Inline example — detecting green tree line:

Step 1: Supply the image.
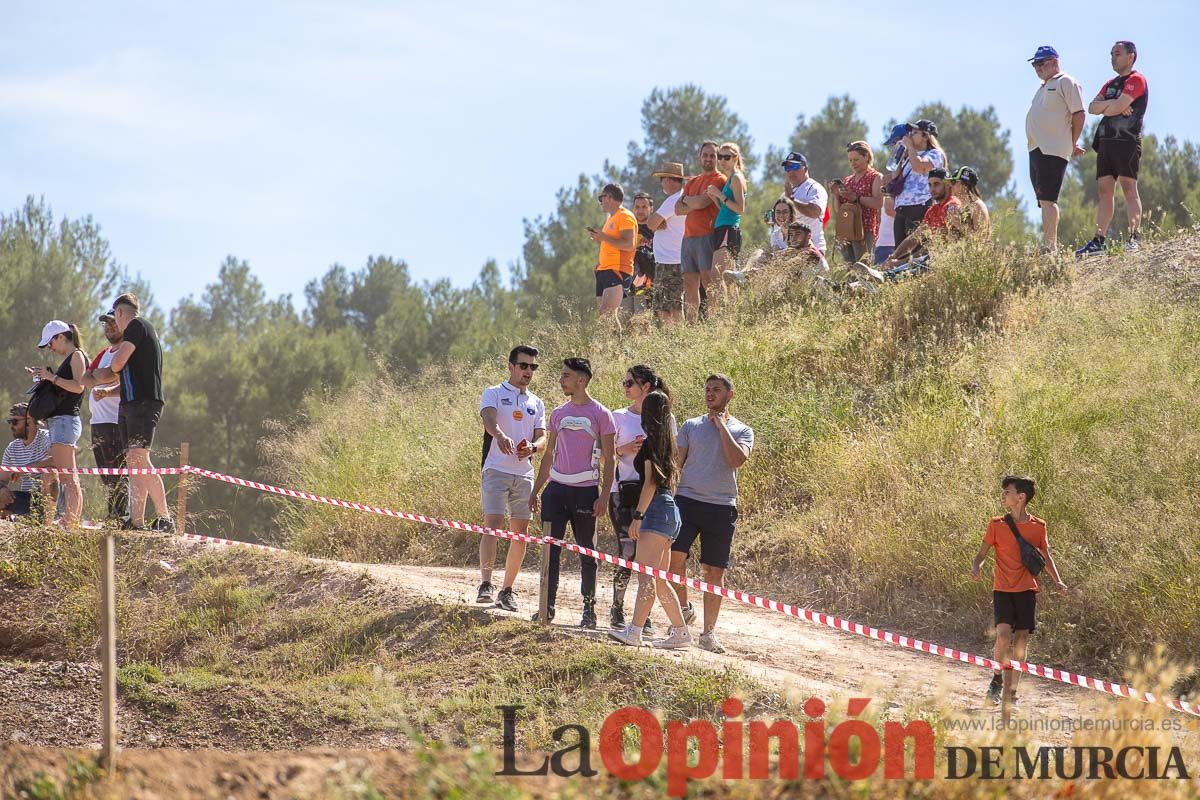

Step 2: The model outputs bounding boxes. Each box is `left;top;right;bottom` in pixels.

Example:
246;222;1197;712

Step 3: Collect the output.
3;86;1196;535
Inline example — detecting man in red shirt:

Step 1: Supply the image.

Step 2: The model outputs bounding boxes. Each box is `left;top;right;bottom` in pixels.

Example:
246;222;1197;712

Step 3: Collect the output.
881;168;962;269
1077;41;1149;257
674;141;726;323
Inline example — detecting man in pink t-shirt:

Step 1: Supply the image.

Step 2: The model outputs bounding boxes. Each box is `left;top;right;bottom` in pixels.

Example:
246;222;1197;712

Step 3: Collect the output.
530;357;616;628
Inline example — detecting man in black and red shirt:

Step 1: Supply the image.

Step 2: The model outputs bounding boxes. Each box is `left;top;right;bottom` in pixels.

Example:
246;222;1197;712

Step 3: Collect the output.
1077;41;1148;257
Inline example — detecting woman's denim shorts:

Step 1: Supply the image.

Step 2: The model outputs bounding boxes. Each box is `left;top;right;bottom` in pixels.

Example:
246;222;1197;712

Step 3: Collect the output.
48;414;82;447
640;491;681;542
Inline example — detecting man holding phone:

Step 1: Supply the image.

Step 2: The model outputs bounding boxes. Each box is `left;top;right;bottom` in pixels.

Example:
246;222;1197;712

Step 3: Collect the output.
478;345;547;612
589;183;637;332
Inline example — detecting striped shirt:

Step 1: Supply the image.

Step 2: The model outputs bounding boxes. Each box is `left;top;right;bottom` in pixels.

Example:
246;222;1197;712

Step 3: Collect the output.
3;430;51;493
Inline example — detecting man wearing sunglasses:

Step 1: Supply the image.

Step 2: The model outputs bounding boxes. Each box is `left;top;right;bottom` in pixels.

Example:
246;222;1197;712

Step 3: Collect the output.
589;183;637;332
0;403;52;518
477;345;547;611
781;152;828;255
1025;45;1085;254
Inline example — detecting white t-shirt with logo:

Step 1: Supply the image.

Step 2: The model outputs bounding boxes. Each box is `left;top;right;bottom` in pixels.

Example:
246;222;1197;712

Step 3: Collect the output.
479;382;546;477
89;347;121;426
790;179;828;253
652;190;686;264
610;407;679;491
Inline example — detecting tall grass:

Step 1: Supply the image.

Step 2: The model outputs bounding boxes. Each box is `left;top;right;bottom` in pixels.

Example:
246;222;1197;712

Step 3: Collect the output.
265;234;1198;677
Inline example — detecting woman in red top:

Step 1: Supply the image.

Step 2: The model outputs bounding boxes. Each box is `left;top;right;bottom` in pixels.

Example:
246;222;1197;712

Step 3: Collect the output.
832;141;884;264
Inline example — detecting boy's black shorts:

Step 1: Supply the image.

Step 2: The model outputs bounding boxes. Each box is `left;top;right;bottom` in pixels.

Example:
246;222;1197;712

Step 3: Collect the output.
993;590;1037;633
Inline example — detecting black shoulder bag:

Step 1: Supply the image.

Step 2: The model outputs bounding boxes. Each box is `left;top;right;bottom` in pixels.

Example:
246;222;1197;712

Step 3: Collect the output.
26;380;64;422
1003;514;1045;577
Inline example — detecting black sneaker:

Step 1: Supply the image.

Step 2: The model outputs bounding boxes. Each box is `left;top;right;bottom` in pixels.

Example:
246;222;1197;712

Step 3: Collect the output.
530;607;555;623
642;618;654;637
609;604;625;629
476;581;495;604
986;672;1004;705
120;518;148;531
150;517;176;533
580;598;597;630
495;587;518;612
1074;236;1105;259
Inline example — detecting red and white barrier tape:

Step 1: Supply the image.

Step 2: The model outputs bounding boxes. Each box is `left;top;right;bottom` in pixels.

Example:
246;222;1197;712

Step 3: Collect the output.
13;462;1199;719
2;466;182;476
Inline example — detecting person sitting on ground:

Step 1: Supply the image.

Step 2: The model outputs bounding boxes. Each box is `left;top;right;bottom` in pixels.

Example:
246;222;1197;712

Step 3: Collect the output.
768;197;798;253
881;168;962;270
785;221;829;272
0;403;52;519
970;475;1067;706
947;166;991;236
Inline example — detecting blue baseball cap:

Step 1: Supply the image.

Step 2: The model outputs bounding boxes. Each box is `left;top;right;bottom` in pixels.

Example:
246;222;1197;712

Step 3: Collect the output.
884;123;911;147
1028;45;1059;62
781;151;807;168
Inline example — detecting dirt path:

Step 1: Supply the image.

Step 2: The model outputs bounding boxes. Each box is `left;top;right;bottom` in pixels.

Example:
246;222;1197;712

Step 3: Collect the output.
351;561;1200;752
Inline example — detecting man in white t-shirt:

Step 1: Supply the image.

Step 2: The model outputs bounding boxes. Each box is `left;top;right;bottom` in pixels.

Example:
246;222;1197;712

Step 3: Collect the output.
478;344;547;612
645;163;688;326
781;152;828;254
88;313;127;522
1025;45;1085;252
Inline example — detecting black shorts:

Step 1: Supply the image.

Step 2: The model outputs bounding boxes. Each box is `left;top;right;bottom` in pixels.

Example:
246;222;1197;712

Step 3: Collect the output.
1095;139;1141;181
671;495;738;569
993;590;1037;633
1029;148;1068;203
595;269;627;297
711;226;742;257
118;400;164;450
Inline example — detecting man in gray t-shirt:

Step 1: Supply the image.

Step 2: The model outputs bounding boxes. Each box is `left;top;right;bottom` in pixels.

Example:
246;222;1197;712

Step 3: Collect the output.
669;374;754;654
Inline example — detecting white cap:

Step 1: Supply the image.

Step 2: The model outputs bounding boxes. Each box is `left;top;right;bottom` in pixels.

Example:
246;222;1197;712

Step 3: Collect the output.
38;320;71;348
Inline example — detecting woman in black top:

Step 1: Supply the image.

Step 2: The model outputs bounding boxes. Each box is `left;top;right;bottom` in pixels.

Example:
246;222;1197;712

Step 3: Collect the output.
608;390;692;650
31;322;88;526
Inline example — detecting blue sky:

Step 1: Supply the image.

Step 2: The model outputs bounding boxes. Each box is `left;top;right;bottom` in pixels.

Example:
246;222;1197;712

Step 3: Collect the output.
1;0;1196;312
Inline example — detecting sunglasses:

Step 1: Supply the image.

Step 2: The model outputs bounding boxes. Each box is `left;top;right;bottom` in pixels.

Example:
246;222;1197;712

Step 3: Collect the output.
513;362;539;371
622;378;637;388
783;163;803;172
1032;59;1050;67
717;153;735;161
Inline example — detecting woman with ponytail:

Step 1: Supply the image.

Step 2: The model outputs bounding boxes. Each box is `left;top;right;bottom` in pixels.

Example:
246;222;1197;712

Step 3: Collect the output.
607;364;676;631
608;388;692;650
31;321;88;526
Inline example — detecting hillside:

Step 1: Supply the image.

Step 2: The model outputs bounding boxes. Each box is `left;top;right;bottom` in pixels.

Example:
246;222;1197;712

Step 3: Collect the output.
266;232;1200;678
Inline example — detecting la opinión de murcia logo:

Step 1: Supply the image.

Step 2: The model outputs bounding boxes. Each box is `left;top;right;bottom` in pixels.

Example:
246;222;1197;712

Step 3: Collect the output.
496;698;1191;796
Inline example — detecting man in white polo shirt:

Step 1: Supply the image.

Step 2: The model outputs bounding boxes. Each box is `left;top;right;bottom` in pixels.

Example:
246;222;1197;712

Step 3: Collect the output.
1025;45;1085;253
478;344;547;612
781;152;829;254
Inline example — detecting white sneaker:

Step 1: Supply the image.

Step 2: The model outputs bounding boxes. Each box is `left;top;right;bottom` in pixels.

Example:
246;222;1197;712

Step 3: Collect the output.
1124;238;1141;253
651;625;693;650
607;624;642;647
681;603;696;625
698;631;726;654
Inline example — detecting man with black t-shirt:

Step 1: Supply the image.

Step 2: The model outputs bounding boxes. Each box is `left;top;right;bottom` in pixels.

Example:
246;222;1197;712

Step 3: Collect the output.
1077;41;1149;257
83;293;172;531
629;192;656;313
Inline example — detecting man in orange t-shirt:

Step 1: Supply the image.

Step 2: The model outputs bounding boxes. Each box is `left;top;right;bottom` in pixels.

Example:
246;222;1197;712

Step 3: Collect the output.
674;141;726;322
971;475;1067;707
589;182;637;331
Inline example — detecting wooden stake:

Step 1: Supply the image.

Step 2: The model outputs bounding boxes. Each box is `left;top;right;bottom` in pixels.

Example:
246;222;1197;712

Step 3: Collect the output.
99;533;117;771
537;544;551;626
177;442;189;534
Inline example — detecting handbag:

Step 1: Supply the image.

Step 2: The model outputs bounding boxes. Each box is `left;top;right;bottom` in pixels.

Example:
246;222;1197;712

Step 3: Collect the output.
886;163;908;198
618;480;642;509
26;379;64;422
1003;514;1046;577
836;200;864;243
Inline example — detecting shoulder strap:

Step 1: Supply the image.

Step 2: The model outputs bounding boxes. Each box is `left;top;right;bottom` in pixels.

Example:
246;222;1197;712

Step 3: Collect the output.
1003;513;1030;546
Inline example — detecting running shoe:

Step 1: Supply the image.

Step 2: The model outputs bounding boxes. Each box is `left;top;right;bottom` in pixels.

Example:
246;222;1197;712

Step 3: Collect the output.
609;604;625;629
530;607;555;623
608;624;643;647
986;672;1004;705
495;587;518;612
150;516;176;533
642;618;654;637
1074;236;1105;258
475;581;495;604
1124;237;1141;253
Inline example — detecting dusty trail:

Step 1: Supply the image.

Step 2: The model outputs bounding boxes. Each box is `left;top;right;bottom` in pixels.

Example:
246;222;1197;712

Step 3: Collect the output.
352;560;1199;751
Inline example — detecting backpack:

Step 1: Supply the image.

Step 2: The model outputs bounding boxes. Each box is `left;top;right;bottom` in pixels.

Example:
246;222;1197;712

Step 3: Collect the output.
836;200;864;243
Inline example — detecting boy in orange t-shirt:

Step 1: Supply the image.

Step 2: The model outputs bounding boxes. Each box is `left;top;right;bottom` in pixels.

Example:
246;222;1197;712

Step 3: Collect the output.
970;475;1067;706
